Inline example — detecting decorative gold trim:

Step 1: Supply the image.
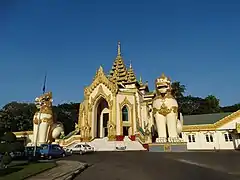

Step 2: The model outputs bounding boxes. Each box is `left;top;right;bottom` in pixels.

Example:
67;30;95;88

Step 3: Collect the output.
84;66;118;99
153;103;178;117
183;110;240;132
134;94;140;128
214;110;240;128
14;131;33;136
119;97;134;135
183;124;215;132
119;91;135;95
90;85;113;110
59;135;82;146
78;103;84;127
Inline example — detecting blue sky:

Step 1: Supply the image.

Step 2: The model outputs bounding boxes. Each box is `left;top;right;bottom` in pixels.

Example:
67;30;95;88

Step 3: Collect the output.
0;0;240;107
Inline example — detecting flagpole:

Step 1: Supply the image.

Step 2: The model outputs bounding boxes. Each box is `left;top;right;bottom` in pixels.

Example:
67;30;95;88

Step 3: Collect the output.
33;73;47;157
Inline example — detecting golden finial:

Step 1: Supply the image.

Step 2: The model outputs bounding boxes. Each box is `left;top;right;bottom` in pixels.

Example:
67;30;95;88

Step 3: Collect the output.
160;73;166;79
117;41;121;56
139;76;142;83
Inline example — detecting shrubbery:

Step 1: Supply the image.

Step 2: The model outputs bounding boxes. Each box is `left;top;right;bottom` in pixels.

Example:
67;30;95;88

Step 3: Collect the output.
0;131;24;168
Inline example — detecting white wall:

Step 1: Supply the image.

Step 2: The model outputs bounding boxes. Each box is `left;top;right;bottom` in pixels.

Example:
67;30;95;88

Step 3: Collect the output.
182;130;236;150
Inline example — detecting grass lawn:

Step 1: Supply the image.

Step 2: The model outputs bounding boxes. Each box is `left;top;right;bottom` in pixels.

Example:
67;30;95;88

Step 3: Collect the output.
0;162;57;180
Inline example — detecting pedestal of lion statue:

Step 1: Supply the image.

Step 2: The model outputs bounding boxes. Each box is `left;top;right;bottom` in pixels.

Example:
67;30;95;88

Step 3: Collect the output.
148;142;187;152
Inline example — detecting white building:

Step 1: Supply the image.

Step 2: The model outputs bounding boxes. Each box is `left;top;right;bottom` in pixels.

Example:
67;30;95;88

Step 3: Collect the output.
182;111;240;150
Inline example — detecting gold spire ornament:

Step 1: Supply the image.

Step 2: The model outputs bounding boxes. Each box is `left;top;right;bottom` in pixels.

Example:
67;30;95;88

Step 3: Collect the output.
117;41;121;56
108;41;128;84
126;60;137;83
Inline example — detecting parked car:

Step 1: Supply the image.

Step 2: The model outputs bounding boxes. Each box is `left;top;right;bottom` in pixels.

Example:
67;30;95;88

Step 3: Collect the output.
83;144;95;153
39;144;66;159
65;143;94;155
25;146;42;160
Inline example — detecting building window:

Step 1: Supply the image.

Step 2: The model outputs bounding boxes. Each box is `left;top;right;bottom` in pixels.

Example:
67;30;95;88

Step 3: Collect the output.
122;106;128;121
224;133;233;142
188;134;195;143
206;134;214;142
179;133;182;138
192;135;195;142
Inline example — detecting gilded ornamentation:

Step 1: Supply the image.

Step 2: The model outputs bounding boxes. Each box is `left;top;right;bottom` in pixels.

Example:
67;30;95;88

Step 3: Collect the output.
81;122;92;141
81;84;117;140
84;66;118;98
88;102;93;112
164;144;171;152
119;97;134;135
33;92;54;125
90;85;113;110
33;92;64;144
236;123;240;133
14;131;33;136
78;103;84;126
135;94;140;126
107;121;116;141
153;104;177;117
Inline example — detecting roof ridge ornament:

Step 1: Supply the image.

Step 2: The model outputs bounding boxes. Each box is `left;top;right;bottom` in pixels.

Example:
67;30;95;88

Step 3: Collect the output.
117;41;121;56
129;60;132;69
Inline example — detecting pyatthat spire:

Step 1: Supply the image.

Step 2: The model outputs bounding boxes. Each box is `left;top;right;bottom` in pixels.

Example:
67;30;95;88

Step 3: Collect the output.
117;41;121;56
126;60;137;83
109;41;128;84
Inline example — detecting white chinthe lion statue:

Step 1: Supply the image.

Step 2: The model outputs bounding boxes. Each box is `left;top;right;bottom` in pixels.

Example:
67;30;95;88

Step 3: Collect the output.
152;73;183;143
32;92;64;145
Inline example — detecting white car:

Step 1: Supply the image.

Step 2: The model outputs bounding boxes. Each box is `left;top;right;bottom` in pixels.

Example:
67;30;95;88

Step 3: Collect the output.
66;143;94;155
83;144;95;153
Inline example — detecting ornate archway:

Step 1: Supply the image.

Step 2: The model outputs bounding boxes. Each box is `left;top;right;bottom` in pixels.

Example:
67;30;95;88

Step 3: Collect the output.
88;85;116;140
95;97;109;138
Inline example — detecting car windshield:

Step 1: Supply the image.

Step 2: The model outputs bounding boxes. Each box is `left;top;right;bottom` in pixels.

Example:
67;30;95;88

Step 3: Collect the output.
83;144;91;147
41;144;48;149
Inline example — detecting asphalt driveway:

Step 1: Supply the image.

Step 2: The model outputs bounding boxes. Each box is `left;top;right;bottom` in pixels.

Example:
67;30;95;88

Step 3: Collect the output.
65;151;240;180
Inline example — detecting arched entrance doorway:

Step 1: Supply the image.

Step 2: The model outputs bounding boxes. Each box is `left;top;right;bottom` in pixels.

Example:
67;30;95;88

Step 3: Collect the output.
94;97;109;138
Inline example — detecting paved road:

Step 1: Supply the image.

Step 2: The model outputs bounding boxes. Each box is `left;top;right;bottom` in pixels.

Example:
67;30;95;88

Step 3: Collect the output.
66;151;240;180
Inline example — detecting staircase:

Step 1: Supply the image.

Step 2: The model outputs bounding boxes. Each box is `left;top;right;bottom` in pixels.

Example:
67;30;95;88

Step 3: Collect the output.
88;136;146;151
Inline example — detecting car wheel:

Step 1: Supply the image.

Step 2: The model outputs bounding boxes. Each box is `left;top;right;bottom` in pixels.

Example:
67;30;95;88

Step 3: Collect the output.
79;151;83;155
62;153;66;157
48;155;52;160
70;150;73;154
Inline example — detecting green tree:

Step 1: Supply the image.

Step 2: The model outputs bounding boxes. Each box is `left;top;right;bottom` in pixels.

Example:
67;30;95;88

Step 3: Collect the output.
171;81;186;99
54;103;79;135
0;102;36;132
221;103;240;112
205;95;221;113
0;131;24;168
178;96;201;115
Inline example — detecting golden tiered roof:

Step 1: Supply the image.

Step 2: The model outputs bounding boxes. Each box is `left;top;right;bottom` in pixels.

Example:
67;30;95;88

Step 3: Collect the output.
108;41;128;84
126;62;137;83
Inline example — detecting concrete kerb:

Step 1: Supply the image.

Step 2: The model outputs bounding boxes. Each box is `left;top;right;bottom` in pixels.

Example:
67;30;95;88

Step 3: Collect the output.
61;163;89;180
25;160;58;179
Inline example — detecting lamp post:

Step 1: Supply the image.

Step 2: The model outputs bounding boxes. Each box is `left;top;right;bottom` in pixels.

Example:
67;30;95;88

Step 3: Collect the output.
33;104;43;157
